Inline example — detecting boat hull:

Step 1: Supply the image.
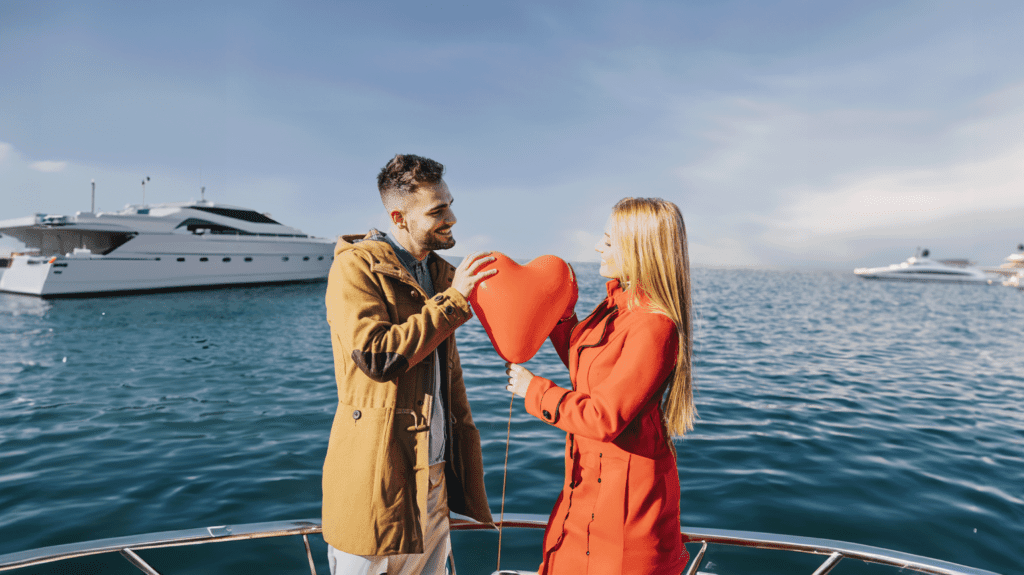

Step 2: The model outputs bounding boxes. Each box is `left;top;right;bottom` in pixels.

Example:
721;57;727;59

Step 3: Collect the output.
854;272;992;284
0;237;334;297
853;255;993;284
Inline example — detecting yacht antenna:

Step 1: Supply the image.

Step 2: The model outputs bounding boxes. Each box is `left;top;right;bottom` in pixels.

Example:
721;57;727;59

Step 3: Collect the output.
201;186;206;202
91;179;95;213
141;176;150;205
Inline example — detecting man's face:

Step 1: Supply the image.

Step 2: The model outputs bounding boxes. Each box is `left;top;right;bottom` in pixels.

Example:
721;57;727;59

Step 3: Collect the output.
396;180;457;254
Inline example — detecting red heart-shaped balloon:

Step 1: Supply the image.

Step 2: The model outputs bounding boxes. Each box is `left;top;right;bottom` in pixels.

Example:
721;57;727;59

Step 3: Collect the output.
469;253;578;363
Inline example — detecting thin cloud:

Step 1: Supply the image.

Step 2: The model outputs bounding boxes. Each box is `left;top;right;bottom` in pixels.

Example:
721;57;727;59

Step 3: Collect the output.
770;145;1024;240
29;160;68;173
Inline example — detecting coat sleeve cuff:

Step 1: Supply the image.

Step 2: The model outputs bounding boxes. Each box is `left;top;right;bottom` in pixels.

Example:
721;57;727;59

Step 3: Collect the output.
429;287;472;325
525;376;569;425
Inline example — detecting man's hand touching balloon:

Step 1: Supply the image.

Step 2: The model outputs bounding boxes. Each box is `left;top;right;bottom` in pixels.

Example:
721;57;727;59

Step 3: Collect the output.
453;252;497;299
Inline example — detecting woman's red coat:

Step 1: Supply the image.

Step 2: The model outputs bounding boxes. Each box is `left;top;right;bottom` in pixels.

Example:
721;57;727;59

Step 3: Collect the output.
525;280;688;575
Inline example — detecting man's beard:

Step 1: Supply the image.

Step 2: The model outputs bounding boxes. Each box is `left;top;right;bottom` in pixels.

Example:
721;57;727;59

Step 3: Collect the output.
421;228;455;251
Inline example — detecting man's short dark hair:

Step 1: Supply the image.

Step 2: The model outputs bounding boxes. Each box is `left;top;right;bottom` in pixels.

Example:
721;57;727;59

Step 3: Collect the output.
377;154;445;208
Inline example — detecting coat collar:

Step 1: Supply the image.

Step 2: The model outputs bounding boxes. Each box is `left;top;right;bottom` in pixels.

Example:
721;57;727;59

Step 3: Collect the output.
335;229;455;292
606;279;652;310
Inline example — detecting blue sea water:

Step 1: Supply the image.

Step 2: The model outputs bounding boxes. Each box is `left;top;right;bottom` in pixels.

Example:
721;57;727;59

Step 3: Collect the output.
0;264;1021;574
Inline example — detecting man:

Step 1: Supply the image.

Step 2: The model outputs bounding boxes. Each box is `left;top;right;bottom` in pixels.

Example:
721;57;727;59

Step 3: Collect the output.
323;154;496;575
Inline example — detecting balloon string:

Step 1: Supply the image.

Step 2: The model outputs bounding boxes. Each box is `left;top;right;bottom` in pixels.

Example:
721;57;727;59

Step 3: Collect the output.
497;392;514;572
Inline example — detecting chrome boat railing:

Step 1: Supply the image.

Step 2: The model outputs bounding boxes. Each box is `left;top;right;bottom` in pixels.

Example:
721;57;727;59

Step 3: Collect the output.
0;514;1001;575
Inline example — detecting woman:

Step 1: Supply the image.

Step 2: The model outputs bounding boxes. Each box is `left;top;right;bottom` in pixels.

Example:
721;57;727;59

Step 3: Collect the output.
505;197;695;575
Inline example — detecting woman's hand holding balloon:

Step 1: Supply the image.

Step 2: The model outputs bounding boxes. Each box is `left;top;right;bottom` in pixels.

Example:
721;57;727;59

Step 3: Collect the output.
504;362;534;398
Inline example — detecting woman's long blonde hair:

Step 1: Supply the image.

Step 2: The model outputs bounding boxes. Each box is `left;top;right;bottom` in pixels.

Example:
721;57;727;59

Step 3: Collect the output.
610;197;695;437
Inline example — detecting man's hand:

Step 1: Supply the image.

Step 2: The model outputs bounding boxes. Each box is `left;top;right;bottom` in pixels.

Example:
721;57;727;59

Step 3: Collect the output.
453;251;497;298
505;362;534;398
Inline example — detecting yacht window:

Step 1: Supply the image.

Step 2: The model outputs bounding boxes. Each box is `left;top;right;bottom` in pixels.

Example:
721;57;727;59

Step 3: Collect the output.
318;256;324;261
282;256;289;262
907;269;967;275
244;257;253;262
200;257;209;262
303;256;310;261
176;218;251;235
177;257;185;262
223;257;231;262
155;257;161;261
192;206;281;224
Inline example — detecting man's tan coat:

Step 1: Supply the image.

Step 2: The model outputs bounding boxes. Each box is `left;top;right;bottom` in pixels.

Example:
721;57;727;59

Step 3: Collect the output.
322;231;493;556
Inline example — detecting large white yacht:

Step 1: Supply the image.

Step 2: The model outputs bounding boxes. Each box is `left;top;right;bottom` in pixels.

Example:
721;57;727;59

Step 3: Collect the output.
854;249;993;284
0;200;335;297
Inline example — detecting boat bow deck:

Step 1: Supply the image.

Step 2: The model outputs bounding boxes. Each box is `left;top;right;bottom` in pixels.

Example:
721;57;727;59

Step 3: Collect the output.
0;515;1002;575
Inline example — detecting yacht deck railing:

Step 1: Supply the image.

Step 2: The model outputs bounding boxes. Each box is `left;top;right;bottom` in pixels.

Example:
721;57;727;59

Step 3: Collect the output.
0;515;1001;575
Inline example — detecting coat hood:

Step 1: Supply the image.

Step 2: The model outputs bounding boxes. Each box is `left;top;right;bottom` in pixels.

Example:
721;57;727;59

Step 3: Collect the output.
334;229;447;271
335;229;388;257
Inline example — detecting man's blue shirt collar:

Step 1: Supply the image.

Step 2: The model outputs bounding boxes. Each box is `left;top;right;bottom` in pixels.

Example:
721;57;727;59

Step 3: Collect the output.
379;232;435;297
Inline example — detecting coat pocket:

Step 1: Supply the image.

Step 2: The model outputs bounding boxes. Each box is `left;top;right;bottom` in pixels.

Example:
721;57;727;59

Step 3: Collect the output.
322;402;392;552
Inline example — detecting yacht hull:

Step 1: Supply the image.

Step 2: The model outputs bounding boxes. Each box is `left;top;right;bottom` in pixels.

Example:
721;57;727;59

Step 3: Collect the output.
0;239;334;297
854;272;992;284
854;253;993;284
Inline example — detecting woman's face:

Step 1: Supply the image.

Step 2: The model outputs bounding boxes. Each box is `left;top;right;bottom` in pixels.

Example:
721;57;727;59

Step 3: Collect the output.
595;214;623;280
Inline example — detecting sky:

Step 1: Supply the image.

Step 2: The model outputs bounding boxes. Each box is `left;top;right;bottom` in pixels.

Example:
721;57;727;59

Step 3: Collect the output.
2;0;1024;269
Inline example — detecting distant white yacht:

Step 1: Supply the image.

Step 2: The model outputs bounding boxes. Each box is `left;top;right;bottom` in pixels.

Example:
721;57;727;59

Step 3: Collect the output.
0;200;334;297
854;249;993;284
982;243;1024;289
980;243;1024;277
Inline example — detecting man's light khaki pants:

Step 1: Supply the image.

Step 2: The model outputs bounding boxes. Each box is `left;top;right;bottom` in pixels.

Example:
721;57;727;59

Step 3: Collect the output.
328;462;451;575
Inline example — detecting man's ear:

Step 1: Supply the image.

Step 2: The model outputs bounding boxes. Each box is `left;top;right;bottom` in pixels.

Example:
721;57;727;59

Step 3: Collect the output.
390;210;405;229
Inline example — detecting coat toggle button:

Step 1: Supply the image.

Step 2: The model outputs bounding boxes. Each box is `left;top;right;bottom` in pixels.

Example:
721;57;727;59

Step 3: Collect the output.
352;410;362;420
